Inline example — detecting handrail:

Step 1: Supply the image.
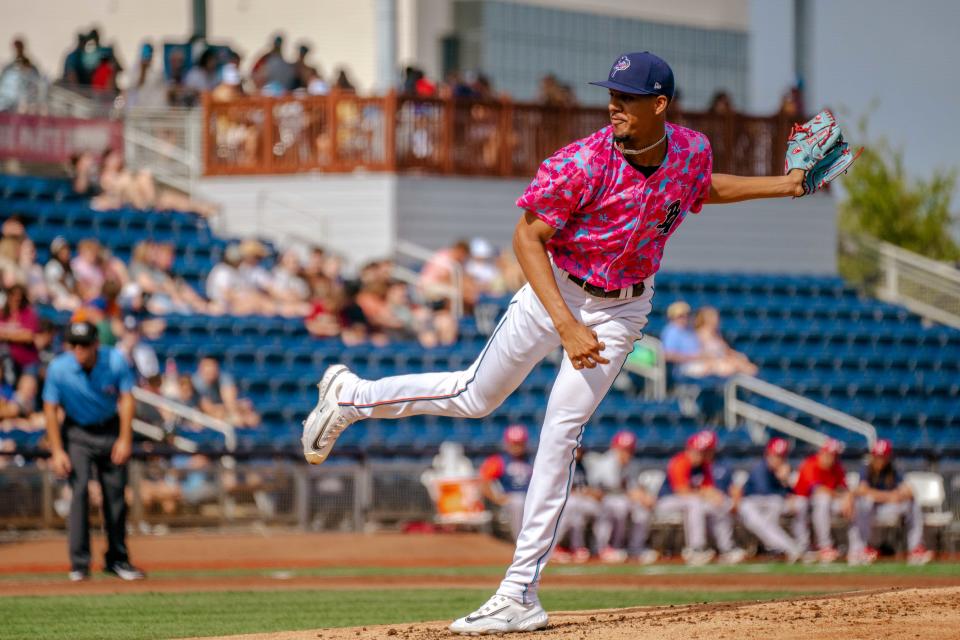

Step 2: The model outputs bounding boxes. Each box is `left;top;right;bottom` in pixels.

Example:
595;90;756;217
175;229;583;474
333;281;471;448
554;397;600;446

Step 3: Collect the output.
621;335;667;400
395;239;464;319
131;387;237;451
254;191;330;245
840;232;960;329
725;374;877;448
132;418;198;452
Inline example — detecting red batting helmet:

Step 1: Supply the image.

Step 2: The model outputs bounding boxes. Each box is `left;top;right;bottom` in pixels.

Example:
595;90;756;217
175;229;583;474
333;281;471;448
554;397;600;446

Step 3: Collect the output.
504;425;529;445
819;438;844;455
686;430;718;452
611;430;637;451
765;437;789;457
871;439;893;458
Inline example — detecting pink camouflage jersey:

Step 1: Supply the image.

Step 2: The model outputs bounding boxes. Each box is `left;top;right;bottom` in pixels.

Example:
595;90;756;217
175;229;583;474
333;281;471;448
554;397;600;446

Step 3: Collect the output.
517;122;713;290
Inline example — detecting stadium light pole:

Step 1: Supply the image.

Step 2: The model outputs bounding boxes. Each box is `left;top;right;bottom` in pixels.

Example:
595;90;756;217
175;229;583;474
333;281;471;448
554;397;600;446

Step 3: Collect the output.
375;0;398;92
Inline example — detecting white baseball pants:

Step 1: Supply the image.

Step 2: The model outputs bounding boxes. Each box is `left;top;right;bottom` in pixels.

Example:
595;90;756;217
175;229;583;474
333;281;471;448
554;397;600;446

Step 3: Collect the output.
655;493;737;552
556;492;601;550
849;497;925;554
792;491;849;550
593;494;654;555
738;495;803;555
337;266;654;603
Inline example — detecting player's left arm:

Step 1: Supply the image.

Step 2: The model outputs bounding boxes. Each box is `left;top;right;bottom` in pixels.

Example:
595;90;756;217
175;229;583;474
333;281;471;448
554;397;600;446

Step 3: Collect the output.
705;170;805;205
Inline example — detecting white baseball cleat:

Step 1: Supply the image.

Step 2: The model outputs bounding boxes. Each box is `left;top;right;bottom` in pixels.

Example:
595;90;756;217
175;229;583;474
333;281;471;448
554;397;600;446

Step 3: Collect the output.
449;594;549;635
682;547;716;567
301;364;356;465
718;547;748;565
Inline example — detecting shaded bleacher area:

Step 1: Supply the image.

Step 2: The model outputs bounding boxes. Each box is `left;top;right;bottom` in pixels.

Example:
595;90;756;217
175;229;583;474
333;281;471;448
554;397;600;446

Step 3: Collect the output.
2;173;959;458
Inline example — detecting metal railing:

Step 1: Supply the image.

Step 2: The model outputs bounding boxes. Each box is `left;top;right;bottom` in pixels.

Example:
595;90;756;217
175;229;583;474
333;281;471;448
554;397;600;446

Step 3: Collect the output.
839;232;960;329
131;387;237;451
395;239;464;319
124;107;203;196
724;374;877;448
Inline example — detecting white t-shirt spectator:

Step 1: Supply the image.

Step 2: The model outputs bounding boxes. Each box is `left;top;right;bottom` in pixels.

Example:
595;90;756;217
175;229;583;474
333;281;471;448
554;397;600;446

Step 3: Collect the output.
206;262;240;304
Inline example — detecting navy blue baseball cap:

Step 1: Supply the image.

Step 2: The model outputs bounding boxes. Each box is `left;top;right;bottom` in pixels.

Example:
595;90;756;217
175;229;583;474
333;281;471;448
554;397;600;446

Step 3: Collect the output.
590;52;675;100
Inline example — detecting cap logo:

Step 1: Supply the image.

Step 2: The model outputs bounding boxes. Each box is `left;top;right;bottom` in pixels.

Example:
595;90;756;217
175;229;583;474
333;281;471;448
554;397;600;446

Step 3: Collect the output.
611;55;631;77
653;81;662;90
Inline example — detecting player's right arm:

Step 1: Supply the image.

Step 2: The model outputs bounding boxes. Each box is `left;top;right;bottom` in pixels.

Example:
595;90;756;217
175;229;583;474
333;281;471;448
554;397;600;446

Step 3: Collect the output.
513;212;608;370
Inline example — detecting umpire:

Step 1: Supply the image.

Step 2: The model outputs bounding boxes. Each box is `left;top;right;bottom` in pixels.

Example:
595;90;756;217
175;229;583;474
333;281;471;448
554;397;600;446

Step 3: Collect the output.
44;320;145;582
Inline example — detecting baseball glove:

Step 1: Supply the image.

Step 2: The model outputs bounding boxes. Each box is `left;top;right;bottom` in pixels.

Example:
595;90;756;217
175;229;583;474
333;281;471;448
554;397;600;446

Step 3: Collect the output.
784;109;862;195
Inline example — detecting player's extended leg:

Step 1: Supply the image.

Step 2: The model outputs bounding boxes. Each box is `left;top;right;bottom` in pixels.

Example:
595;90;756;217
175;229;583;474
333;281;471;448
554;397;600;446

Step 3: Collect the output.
628;503;656;561
339;286;559;421
790;495;811;551
706;497;743;562
496;318;640;604
739;495;801;557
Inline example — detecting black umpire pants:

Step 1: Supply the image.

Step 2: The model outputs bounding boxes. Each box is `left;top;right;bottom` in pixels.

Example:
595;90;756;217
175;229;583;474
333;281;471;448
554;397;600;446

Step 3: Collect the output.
63;417;129;571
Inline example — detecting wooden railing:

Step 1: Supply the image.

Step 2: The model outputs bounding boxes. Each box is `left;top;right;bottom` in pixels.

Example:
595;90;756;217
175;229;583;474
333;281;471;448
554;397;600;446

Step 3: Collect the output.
202;92;796;178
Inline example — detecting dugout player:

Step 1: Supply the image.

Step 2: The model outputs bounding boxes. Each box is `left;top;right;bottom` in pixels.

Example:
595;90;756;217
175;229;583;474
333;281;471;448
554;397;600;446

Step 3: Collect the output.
553;445;600;564
43;321;145;582
656;430;745;565
591;430;658;564
478;425;534;541
301;51;847;634
848;439;933;566
792;438;852;563
732;437;804;562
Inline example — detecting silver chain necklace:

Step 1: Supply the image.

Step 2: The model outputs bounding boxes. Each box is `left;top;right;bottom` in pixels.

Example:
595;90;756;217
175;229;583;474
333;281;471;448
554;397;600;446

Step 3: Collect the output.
615;132;667;156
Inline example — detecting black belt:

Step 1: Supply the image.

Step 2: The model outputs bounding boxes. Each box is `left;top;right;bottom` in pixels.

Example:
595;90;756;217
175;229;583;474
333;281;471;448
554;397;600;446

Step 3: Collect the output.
568;273;645;299
64;414;120;434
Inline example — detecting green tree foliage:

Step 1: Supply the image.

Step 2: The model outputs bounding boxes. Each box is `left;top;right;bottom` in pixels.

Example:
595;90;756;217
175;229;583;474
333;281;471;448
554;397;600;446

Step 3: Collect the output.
839;139;959;261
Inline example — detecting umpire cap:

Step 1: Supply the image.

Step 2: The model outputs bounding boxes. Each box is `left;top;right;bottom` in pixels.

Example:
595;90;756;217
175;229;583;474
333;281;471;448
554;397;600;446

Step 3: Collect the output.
65;320;98;345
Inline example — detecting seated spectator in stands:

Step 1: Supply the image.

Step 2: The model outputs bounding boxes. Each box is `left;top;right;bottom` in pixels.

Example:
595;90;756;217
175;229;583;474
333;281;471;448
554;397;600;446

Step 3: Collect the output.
305;68;329;96
166;48;193;107
267;248;311;313
291;43;318;92
252;34;294;95
174;373;199;409
339;281;380;346
126;43;168;109
304;275;342;339
333;68;356;93
33;318;57;379
44;237;81;311
206;244;269;315
693;306;758;377
538;73;576;107
849;439;933;566
69;152;102;199
95;148;218;217
117;316;160;383
192;356;260;428
419;240;479;314
791;438;852;563
0;237;21;288
90;47;121;94
210;63;244;102
465;238;501;295
129;241;214;315
0;372;37;421
70;238;106;300
656;431;745;566
184;48;219;97
18;238;48;305
661;301;704;375
0;284;40;385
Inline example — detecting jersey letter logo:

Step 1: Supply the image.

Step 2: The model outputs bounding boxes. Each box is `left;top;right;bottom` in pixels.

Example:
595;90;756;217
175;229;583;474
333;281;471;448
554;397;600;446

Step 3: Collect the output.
656;200;683;235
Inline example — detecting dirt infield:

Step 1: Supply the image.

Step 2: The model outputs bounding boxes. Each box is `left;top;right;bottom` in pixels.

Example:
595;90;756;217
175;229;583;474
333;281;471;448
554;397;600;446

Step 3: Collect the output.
188;587;960;640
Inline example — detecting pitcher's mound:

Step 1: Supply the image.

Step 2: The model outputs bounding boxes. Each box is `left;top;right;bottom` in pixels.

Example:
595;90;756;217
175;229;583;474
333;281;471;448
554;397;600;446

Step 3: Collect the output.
194;586;960;640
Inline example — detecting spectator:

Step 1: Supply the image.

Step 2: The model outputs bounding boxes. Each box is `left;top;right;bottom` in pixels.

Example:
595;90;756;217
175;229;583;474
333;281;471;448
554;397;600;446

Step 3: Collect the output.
254;34;294;95
90;47;121;94
70;239;106;300
126;42;167;108
419;240;479;313
206;244;262;315
305;68;329;96
61;32;89;85
70;152;101;199
0;370;37;420
117;316;160;383
591;431;658;564
707;91;734;116
333;68;355;93
93;148;217;216
304;275;342;339
791;438;852;563
0;37;43;112
465;238;500;294
166;48;193;107
849;439;933;566
129;241;213;315
292;43;317;91
693;306;758;376
479;425;533;541
660;301;703;375
44;237;81;311
17;238;47;305
539;74;575;107
268;248;310;308
175;373;199;408
184;48;219;96
210;62;244;102
655;430;745;565
731;437;804;562
0;283;41;386
192;356;260;427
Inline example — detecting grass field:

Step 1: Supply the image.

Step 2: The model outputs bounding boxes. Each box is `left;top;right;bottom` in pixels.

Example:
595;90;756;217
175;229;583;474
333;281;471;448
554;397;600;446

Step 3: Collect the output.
3;562;958;640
